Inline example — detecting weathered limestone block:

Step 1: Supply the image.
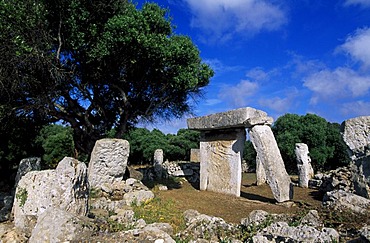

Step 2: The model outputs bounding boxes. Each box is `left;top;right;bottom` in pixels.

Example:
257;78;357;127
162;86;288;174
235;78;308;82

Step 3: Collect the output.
190;148;200;162
13;157;89;235
341;116;370;198
199;129;245;196
341;116;370;159
323;190;370;214
249;125;293;202
29;207;93;243
187;107;268;130
88;138;130;189
14;157;41;188
295;143;314;188
154;149;164;179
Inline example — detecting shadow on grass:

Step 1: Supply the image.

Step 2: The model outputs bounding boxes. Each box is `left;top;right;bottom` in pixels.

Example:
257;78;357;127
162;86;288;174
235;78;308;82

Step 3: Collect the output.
309;190;324;201
240;191;276;203
142;177;183;190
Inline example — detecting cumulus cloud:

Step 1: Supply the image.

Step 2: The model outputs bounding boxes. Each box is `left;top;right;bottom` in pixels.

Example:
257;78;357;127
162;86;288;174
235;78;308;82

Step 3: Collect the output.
218;80;258;107
339;27;370;69
204;58;244;75
258;88;299;113
183;0;287;42
303;67;370;104
341;101;370;117
344;0;370;8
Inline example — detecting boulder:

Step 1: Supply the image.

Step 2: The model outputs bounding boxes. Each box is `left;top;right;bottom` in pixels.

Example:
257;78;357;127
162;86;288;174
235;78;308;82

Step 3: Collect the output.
13;157;89;235
29;207;93;243
0;193;13;222
253;222;339;243
341;116;370;198
295;143;314;188
14;157;41;188
124;190;155;206
323;190;370;214
88;138;130;189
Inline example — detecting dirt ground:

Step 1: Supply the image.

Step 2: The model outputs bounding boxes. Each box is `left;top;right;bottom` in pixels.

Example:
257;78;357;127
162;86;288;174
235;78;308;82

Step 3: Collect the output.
151;173;323;224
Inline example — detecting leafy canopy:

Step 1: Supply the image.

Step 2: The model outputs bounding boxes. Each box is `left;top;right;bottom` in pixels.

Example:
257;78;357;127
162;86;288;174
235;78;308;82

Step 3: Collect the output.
0;0;213;154
272;113;350;173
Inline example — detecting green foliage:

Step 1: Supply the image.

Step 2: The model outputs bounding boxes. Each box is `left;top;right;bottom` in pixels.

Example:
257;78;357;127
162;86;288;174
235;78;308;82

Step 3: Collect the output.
16;187;28;207
35;124;75;168
0;0;213;155
273;113;350;173
123;128;200;164
0;106;43;187
243;140;257;171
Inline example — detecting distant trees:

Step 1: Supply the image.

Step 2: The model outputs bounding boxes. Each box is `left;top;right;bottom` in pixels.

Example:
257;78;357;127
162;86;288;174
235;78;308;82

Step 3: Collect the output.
272;113;350;173
123;128;200;164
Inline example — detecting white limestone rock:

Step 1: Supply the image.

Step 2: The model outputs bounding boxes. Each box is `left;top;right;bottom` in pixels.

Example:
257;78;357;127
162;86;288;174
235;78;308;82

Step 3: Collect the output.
341;116;370;159
88;138;130;189
249;125;293;202
253;222;339;243
295;143;314;188
124;190;155;206
187;107;268;130
199;129;245;197
29;207;93;243
323;190;370;214
13;157;88;235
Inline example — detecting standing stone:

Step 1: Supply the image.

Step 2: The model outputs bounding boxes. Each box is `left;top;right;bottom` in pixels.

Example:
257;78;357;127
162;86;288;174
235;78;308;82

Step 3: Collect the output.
190;149;200;162
249;125;293;202
255;155;267;185
199;129;245;196
154;149;164;179
13;157;89;235
341;116;370;198
295;143;314;188
88;139;130;189
14;157;41;188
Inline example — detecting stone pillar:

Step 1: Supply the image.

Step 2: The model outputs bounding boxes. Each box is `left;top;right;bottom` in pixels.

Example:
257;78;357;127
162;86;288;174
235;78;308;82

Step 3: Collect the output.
190;148;200;162
88;139;130;189
255;155;267;185
200;129;245;196
295;143;314;188
249;125;293;202
154;149;164;179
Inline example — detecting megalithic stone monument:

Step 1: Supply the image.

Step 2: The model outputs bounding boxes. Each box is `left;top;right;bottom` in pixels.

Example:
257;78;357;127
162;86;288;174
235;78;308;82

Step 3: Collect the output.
187;107;293;202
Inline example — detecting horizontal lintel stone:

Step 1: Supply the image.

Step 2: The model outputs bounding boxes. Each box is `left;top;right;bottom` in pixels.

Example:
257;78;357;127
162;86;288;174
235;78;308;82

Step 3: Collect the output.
187;107;270;130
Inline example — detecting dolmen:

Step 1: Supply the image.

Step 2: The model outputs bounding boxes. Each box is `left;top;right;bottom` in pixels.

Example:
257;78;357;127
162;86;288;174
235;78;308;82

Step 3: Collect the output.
187;107;293;202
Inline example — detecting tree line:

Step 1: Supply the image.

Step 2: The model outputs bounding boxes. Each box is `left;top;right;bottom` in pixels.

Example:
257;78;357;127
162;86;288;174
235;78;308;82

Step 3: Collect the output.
0;112;350;175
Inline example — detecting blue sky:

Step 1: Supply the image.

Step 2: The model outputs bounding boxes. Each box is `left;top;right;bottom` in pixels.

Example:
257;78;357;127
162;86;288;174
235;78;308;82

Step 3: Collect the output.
136;0;370;134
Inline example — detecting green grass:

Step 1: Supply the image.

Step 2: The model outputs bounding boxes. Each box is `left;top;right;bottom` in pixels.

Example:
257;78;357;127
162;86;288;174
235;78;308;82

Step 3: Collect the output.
132;196;186;234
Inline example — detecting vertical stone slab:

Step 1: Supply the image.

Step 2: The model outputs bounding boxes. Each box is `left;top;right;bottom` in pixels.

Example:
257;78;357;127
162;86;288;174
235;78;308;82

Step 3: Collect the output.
88;139;130;189
190;148;200;162
154;149;164;179
249;125;293;202
256;155;267;185
295;143;314;188
200;129;245;196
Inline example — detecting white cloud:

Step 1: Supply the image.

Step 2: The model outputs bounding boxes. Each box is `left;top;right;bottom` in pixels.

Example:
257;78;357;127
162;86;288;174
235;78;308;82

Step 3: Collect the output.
344;0;370;8
205;98;222;106
218;79;258;107
183;0;287;42
303;67;370;104
339;27;370;69
258;88;299;113
204;58;244;75
341;101;370;117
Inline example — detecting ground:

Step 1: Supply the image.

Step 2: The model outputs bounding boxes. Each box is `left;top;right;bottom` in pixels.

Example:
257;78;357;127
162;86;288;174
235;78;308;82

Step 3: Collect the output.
143;173;369;240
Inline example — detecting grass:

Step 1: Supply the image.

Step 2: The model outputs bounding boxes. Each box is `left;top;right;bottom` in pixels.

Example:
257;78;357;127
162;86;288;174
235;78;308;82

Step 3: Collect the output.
131;196;187;234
